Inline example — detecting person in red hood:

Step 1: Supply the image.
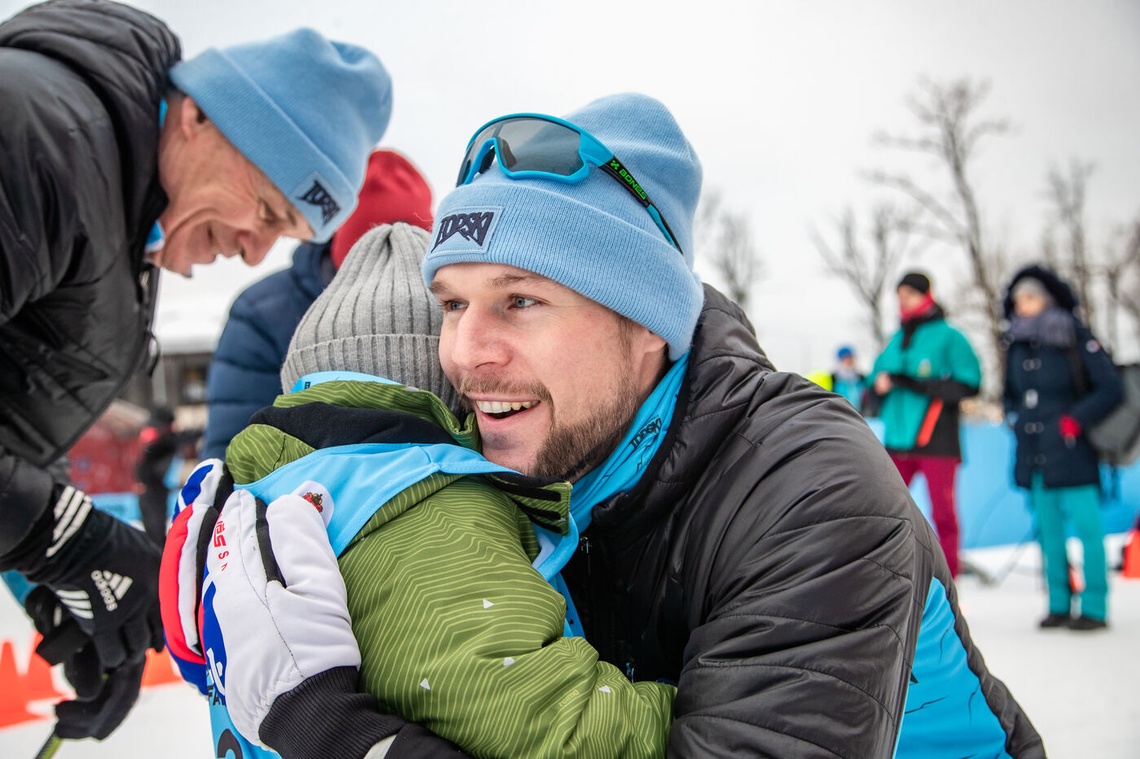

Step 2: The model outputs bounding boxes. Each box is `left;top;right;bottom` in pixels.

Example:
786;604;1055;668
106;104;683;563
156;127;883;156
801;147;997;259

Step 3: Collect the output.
201;150;433;461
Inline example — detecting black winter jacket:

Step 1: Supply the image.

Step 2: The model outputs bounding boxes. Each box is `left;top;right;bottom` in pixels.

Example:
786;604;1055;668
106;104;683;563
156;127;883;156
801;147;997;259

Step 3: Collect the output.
561;286;1043;757
0;0;179;553
1002;265;1123;489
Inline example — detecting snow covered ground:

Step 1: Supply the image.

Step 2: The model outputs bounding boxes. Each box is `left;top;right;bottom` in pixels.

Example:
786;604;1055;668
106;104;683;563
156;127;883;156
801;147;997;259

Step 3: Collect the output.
2;540;1137;758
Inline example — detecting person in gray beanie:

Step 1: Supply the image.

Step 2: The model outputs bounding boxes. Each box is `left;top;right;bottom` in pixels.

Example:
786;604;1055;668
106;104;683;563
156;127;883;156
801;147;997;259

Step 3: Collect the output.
174;93;1043;758
0;0;390;742
161;222;683;759
279;223;457;407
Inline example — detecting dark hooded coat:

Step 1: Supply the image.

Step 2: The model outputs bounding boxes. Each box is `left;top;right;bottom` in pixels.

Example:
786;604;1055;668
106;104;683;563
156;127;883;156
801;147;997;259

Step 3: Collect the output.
1002;264;1123;488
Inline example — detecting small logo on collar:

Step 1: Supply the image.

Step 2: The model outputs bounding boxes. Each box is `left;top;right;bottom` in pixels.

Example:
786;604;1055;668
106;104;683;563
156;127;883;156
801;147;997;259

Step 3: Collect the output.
291;480;334;527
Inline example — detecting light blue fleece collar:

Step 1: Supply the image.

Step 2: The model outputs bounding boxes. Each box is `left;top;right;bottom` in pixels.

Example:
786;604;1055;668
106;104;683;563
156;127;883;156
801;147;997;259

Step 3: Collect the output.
569;353;688;531
147;99;169;254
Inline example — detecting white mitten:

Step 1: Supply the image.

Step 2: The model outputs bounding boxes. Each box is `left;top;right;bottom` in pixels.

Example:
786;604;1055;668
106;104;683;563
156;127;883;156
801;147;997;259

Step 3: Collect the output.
201;488;360;747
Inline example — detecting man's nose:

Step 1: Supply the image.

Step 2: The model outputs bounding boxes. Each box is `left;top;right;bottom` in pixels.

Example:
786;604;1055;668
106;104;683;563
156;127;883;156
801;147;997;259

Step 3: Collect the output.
239;226;278;266
446;306;509;372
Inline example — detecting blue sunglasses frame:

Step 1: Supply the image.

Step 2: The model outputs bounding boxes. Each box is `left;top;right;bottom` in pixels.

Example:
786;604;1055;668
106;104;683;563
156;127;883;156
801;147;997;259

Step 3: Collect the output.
456;113;683;255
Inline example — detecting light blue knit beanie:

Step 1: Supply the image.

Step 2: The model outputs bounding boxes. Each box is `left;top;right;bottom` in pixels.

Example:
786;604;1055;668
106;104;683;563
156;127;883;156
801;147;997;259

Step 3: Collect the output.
422;93;704;360
170;29;392;243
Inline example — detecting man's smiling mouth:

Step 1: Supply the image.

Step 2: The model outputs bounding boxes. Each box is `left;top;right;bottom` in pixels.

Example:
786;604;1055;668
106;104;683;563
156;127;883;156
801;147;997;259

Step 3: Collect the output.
473;400;538;419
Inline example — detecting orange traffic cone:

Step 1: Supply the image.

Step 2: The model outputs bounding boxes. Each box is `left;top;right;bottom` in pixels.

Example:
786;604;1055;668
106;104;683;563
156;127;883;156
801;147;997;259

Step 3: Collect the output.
0;640;39;728
23;635;64;702
141;647;180;687
1123;531;1140;580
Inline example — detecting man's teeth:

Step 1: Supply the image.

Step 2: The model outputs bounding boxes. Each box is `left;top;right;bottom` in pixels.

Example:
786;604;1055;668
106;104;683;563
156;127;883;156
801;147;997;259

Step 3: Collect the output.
475;400;536;414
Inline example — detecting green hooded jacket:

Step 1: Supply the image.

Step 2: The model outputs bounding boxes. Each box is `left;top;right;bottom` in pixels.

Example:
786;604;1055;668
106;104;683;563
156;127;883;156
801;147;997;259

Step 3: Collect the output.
225;379;675;758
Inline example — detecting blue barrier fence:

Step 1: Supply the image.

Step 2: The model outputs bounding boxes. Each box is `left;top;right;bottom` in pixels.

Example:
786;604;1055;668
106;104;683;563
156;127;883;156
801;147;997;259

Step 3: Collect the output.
868;419;1140;548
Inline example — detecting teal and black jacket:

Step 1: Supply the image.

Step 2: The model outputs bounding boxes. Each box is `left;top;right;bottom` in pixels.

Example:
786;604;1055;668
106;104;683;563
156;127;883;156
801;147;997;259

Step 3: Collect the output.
871;305;982;458
559;286;1042;757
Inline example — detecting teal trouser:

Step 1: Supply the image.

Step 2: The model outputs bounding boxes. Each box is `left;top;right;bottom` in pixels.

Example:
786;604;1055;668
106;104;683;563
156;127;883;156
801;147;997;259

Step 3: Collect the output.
1029;473;1108;621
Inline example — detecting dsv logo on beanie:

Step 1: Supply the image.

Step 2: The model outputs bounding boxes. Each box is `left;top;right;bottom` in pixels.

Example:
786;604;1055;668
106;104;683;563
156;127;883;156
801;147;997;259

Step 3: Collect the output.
298;179;341;226
431;208;501;253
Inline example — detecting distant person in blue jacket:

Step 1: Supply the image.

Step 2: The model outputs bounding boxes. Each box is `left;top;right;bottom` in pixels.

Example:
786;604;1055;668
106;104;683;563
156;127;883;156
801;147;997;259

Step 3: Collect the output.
831;344;871;415
871;271;982;577
202;150;433;460
1002;264;1122;631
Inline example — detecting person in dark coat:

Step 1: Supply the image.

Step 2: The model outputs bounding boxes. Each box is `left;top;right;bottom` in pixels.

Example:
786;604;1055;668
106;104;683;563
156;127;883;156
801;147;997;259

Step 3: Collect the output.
202;150;434;460
0;0;390;740
1002;264;1123;631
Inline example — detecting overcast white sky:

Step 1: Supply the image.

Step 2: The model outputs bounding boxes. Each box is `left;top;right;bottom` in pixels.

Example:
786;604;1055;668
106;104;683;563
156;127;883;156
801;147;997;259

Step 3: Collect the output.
4;0;1138;373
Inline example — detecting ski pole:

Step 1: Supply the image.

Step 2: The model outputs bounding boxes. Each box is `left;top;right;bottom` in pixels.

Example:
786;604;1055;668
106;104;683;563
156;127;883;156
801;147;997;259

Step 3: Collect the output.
32;728;63;759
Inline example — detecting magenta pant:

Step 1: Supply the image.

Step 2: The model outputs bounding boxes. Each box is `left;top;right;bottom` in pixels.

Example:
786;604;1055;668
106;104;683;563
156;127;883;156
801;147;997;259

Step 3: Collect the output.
889;454;961;577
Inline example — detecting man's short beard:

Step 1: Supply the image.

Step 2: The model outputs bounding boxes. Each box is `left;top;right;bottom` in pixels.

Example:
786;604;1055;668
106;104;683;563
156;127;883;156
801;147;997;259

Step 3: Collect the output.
528;319;641;482
529;374;641;481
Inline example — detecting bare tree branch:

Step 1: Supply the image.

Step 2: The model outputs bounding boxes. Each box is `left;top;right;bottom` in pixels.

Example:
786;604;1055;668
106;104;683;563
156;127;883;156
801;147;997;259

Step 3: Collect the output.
696;189;764;311
868;76;1011;397
1043;159;1096;326
811;203;923;349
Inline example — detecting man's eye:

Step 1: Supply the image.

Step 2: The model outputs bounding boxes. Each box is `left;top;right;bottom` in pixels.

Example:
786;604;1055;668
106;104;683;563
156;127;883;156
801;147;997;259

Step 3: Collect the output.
511;296;538;309
440;300;466;312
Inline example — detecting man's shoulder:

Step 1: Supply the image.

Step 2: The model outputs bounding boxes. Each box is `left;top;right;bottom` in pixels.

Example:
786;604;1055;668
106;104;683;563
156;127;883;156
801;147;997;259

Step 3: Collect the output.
669;373;918;535
685;369;881;463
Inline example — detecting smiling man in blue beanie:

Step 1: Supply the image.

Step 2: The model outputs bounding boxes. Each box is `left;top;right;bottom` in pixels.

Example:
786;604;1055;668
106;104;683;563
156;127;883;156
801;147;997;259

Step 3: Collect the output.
0;0;390;742
197;93;1045;757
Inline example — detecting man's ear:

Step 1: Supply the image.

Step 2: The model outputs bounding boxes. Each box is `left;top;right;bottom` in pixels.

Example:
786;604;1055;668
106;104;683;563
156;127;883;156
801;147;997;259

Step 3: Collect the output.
638;327;668;359
631;324;670;387
177;96;211;138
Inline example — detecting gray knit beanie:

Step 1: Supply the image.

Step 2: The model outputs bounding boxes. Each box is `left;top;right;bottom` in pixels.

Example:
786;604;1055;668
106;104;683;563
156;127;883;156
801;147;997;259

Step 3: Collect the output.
281;223;458;409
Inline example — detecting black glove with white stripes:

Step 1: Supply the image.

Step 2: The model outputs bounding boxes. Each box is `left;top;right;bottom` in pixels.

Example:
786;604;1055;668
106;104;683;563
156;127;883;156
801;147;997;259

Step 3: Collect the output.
24;584;146;740
7;485;164;669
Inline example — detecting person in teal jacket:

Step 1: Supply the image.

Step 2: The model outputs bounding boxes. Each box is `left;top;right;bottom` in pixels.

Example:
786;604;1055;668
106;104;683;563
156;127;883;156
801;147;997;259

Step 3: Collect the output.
871;272;982;577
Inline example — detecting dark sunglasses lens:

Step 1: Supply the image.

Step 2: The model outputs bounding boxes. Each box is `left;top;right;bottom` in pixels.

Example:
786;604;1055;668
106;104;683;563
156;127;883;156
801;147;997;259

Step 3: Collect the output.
494;119;585;176
458;123;501;185
459;118;585;183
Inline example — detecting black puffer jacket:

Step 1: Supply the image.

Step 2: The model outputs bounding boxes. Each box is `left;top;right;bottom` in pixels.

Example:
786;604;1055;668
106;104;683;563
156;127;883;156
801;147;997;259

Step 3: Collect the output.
561;286;1044;757
1002;265;1123;489
0;0;179;548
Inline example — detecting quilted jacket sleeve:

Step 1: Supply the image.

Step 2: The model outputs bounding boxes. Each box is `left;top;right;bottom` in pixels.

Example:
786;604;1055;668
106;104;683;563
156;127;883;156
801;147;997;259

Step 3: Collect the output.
666;373;929;758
